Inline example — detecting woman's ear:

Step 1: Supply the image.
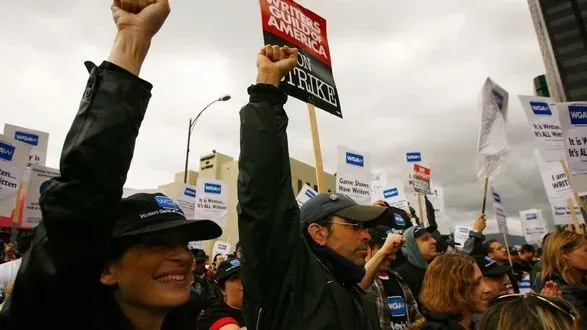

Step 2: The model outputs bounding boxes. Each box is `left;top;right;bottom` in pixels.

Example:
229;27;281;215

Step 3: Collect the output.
100;263;118;286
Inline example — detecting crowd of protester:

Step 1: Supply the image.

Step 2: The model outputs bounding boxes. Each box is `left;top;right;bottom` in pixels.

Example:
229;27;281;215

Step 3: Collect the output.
0;1;585;329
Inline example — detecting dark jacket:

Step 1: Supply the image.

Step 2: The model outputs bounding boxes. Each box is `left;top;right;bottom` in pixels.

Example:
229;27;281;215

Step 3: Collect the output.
550;274;587;329
237;84;379;330
420;312;468;330
461;231;484;256
395;226;428;303
0;62;192;329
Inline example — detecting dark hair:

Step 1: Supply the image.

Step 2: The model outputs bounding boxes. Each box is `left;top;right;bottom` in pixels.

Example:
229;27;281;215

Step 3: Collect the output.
520;244;535;254
482;239;499;256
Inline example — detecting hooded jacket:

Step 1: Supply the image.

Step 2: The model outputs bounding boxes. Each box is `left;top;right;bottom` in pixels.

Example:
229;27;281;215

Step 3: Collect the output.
394;226;429;302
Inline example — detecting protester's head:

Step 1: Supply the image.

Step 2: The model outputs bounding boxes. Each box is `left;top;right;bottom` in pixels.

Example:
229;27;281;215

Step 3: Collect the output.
215;258;243;310
542;230;587;290
475;256;511;300
190;248;208;275
366;226;396;272
100;193;222;310
412;225;438;261
420;254;491;317
479;294;580;330
235;241;243;259
213;254;225;271
509;247;520;262
301;193;386;266
483;239;508;264
519;244;536;262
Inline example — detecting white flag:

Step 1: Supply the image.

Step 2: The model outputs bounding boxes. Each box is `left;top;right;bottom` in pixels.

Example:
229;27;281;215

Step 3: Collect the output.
477;78;510;179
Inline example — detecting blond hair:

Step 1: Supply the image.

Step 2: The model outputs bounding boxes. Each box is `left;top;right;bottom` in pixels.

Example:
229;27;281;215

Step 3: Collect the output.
478;295;580;330
542;230;587;290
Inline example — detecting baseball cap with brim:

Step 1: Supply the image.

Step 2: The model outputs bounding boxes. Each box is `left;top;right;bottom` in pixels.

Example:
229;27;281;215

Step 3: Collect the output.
216;258;241;284
475;256;511;277
300;193;386;226
112;193;222;241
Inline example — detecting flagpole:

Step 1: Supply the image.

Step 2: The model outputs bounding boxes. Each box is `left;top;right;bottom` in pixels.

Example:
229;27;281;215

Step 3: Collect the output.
481;176;489;214
561;160;584;233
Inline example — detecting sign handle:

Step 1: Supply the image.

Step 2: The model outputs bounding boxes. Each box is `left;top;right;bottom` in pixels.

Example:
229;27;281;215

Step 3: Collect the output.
503;232;513;267
481;176;489;214
561;160;585;234
307;103;326;193
417;192;424;225
567;198;581;233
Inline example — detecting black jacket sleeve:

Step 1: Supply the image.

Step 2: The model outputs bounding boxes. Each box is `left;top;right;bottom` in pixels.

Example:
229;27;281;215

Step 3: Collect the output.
0;61;152;327
237;84;301;307
461;230;484;256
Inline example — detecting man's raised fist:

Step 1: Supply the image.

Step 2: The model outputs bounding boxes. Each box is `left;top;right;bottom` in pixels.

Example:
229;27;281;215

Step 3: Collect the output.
111;0;170;38
256;45;298;88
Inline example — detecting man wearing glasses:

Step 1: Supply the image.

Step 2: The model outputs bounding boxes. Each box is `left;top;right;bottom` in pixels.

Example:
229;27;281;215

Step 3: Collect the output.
237;44;396;330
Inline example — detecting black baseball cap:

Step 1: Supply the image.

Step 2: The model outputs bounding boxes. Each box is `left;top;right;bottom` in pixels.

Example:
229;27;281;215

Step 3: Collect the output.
190;248;208;261
300;193;386;226
367;225;392;247
112;193;222;241
475;256;511;277
413;224;436;238
216;258;241;284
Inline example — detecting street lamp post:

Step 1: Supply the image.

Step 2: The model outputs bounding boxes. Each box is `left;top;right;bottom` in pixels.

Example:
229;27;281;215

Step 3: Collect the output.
184;95;231;183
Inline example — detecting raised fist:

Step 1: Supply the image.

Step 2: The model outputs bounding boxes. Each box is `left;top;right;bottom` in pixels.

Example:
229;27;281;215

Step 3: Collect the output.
256;45;298;87
380;233;405;256
111;0;170;38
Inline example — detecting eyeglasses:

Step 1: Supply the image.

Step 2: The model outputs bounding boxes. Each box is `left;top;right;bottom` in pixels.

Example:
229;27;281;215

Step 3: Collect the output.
491;293;577;323
329;220;366;230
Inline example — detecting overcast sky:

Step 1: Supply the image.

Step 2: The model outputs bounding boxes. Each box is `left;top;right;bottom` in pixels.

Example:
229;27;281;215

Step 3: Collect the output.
1;0;556;235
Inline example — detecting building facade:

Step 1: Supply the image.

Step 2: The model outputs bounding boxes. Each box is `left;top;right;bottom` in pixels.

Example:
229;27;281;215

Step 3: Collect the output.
158;151;336;256
528;0;587;101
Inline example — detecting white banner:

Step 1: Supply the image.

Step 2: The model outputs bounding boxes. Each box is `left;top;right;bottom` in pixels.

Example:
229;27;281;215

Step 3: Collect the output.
558;102;587;174
3;124;49;168
188;241;205;250
492;188;508;235
0;134;31;218
212;241;231;258
518;95;565;162
477;78;510;180
296;184;318;208
21;165;59;229
175;184;197;219
454;226;471;247
534;150;584;225
336;146;371;205
519;209;548;245
380;182;409;211
195;179;228;228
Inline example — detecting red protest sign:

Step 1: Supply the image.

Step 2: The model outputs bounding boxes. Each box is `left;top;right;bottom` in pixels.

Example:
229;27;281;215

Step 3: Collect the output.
412;164;431;193
259;0;342;117
260;0;331;67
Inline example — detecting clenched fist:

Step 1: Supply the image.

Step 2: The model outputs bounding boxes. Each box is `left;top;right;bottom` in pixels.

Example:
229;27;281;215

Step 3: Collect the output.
256;45;298;88
380;233;405;256
112;0;170;38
